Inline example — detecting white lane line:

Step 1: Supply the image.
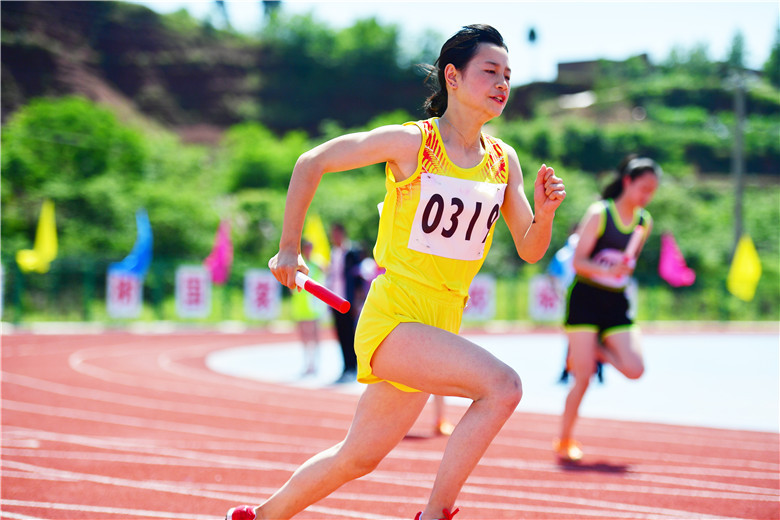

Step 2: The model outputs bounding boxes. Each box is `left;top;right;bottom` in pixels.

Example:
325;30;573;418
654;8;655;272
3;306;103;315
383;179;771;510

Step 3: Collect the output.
12;338;780;516
455;483;751;519
161;341;365;397
8;438;771;520
6;445;776;502
5;423;772;520
477;451;780;482
318;492;697;520
0;465;707;520
6;400;779;491
7;446;775;506
624;472;780;497
2;399;336;448
495;413;779;448
7;436;775;519
67;344;357;408
8;370;777;472
0;510;42;519
75;336;780;450
202;339;780;450
66;337;780;453
2;427;320;458
205;333;780;435
489;425;779;456
1;463;411;520
2;371;353;429
7;369;778;472
0;499;215;519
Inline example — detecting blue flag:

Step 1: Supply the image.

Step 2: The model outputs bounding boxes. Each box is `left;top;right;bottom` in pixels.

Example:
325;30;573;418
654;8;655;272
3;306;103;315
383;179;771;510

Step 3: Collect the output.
111;209;153;278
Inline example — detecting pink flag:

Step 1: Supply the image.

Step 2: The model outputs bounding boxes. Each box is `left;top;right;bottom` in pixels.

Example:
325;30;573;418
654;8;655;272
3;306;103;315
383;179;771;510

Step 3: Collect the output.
659;232;695;287
204;220;233;285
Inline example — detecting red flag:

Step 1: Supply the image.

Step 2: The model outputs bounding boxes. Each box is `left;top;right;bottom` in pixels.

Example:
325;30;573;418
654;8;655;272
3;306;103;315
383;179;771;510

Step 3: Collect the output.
204;220;233;285
658;232;695;287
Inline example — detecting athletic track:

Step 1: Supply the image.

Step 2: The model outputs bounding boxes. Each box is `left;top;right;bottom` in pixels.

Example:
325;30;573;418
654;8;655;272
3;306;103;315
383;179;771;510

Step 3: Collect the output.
2;329;778;519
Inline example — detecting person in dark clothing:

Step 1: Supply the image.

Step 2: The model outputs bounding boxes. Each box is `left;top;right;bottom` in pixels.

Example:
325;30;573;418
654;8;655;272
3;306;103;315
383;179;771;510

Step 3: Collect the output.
326;222;364;383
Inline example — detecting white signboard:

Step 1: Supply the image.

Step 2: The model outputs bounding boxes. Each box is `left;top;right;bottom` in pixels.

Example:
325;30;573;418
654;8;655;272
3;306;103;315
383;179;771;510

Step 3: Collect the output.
464;274;496;321
528;274;565;322
244;269;280;320
175;265;211;318
106;269;142;319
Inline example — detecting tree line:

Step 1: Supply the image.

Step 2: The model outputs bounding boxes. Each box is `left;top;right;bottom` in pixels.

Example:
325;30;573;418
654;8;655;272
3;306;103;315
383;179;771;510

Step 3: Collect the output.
1;3;778;320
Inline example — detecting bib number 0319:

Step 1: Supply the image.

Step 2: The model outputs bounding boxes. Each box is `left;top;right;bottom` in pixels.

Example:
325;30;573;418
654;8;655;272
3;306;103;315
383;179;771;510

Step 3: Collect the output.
421;195;500;244
408;173;506;261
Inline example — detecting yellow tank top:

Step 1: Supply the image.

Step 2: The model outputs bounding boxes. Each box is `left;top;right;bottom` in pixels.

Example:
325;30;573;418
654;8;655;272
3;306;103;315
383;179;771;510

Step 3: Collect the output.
373;118;509;299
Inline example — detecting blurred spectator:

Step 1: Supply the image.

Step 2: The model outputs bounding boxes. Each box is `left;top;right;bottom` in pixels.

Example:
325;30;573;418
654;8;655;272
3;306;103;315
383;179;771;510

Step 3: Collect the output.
290;239;325;376
325;222;364;383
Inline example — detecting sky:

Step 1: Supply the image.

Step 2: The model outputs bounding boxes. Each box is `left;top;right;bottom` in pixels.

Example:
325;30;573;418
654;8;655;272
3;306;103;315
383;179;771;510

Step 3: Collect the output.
134;1;779;85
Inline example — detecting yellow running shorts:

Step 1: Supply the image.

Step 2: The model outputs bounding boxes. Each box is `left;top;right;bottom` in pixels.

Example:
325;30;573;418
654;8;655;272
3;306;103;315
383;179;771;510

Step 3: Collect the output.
354;274;467;392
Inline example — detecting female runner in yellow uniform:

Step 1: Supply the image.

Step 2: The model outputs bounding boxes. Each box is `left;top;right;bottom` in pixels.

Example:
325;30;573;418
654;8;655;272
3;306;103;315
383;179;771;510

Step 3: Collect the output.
227;24;566;520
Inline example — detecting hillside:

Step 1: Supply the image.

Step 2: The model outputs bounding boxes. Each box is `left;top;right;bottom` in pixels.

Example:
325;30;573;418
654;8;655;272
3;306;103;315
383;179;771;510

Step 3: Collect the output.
1;1;263;142
1;1;427;141
3;1;778;173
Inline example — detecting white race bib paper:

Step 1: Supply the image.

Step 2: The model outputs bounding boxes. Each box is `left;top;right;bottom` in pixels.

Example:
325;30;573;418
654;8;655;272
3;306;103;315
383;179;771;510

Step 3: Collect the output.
408;173;506;261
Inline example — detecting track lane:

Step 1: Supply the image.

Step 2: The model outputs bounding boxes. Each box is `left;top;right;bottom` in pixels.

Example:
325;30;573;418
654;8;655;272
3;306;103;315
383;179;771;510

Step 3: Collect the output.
2;331;778;520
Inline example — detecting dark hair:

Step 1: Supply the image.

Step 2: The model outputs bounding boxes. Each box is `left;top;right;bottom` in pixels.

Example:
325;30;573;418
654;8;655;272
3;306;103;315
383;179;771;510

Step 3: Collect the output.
601;154;663;200
422;24;508;117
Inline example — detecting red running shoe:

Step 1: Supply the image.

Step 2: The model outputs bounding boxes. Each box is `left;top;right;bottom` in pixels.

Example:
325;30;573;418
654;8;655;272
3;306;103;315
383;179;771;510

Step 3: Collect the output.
225;505;257;520
414;507;460;520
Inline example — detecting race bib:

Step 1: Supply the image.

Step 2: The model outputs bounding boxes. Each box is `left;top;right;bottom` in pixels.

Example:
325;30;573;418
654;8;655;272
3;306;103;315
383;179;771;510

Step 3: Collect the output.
590;248;630;288
408;173;506;261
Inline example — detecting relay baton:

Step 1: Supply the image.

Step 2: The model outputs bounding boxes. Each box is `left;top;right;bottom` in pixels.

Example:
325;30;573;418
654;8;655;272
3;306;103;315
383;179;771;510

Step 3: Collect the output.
295;271;351;314
624;225;645;262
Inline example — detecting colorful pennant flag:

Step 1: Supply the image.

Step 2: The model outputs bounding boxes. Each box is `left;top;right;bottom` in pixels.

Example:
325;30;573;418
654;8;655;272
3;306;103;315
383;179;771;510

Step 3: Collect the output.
16;199;58;273
110;209;153;278
727;235;762;301
204;220;233;285
303;213;331;266
658;232;696;287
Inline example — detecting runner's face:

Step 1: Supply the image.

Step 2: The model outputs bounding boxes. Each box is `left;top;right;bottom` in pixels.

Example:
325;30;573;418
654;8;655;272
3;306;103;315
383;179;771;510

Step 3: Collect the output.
625;172;659;208
460;43;511;118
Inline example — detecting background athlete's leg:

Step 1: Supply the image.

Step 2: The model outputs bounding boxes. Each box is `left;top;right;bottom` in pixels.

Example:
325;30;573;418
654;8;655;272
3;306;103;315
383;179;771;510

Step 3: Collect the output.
602;328;645;380
559;330;599;448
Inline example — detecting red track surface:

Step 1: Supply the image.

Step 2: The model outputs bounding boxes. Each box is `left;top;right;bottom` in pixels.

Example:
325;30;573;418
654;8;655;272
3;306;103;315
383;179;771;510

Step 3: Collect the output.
2;330;778;519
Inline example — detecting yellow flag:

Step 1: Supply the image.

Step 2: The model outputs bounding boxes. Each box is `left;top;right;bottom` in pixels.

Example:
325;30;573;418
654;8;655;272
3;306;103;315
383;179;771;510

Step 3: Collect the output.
303;213;330;266
16;199;58;273
726;235;762;302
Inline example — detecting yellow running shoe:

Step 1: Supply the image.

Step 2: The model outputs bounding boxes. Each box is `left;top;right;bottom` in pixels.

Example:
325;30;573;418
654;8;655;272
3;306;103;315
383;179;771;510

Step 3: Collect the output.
553;438;583;462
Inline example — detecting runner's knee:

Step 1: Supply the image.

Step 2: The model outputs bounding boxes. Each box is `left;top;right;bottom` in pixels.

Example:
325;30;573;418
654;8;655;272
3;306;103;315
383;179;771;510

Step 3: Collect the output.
488;365;523;413
336;442;385;479
623;360;644;380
